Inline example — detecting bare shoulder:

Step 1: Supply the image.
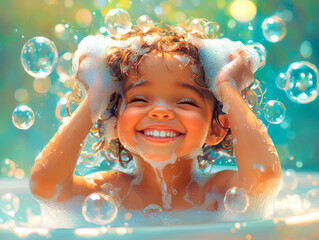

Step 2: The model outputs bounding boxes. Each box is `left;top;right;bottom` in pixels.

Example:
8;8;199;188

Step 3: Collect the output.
57;170;132;202
203;169;237;196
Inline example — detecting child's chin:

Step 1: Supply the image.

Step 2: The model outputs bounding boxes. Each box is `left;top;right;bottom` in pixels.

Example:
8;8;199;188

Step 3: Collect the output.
140;151;178;163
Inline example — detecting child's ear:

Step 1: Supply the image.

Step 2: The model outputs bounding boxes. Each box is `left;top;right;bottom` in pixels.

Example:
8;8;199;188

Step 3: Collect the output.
205;115;229;145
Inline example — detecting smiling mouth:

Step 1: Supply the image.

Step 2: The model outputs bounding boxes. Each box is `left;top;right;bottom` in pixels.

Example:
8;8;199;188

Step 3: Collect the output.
138;129;184;143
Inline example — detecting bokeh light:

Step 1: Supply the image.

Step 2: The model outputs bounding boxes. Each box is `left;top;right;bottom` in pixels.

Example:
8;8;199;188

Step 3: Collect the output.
229;0;257;22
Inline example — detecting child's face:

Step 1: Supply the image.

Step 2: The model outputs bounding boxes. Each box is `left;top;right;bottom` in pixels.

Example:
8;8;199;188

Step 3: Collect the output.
115;50;215;162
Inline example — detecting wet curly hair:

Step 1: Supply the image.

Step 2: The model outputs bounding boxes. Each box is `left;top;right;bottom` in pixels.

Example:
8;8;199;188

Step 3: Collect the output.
68;18;264;169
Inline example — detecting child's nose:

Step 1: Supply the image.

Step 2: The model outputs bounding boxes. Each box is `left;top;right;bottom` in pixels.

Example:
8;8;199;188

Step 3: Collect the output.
148;105;175;120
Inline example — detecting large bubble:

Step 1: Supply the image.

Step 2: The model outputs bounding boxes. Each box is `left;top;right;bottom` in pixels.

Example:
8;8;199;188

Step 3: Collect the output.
262;16;287;43
0;193;20;217
224;187;249;213
21;36;58;78
284;61;319;104
82;192;118;225
12;105;35;130
263;100;286;124
104;8;132;38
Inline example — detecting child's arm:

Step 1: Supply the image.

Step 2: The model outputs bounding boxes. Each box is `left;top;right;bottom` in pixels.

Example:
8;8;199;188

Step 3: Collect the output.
217;51;282;196
29;54;119;201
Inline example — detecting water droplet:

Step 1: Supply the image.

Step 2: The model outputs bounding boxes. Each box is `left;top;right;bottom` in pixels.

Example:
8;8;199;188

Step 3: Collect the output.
0;193;20;217
104;8;132;38
284;61;319;104
224;187;249;213
82;192;118;225
0;159;16;177
263;100;286;124
136;15;153;33
12;105;35;130
262;16;287;43
143;204;164;218
21;36;58;78
280;169;298;192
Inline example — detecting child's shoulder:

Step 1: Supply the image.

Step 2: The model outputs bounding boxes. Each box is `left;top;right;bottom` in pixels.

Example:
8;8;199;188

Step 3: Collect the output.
84;170;132;189
202;169;237;196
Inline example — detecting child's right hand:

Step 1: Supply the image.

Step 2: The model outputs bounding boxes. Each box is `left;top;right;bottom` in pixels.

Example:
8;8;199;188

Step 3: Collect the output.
73;35;123;122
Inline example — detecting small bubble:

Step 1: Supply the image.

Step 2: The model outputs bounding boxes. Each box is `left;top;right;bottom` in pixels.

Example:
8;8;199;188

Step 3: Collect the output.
284;61;319;104
143;204;163;218
262;16;287;43
104;8;132;38
136;15;153;33
0;193;20;217
263;100;286;124
224;187;249;213
21;36;58;78
82;192;118;225
12;105;35;130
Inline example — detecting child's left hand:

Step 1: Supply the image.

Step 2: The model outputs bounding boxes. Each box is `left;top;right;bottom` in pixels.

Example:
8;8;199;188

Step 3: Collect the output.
216;50;254;93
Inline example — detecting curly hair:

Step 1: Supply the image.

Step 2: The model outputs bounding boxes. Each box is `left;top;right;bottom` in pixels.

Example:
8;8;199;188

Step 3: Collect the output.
67;18;264;169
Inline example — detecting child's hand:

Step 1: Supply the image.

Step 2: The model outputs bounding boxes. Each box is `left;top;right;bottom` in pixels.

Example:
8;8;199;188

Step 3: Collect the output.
187;35;259;101
73;35;123;122
216;49;254;92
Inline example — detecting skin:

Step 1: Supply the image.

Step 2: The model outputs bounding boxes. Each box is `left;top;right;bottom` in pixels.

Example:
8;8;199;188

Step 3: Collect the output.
29;49;282;212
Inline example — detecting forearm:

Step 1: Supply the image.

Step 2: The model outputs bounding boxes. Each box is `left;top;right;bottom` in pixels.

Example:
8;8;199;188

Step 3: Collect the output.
219;81;282;189
30;96;93;195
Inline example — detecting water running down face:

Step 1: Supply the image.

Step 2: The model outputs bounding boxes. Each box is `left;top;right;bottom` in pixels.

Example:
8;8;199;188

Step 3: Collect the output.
113;50;228;163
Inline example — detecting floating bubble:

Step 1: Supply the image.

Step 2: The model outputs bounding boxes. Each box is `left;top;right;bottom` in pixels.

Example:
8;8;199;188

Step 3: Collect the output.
304;189;319;210
284;61;319;104
262;16;287;43
104;8;132;38
82;192;118;225
224;187;249;213
137;15;153;33
0;193;20;217
247;42;266;68
280;169;298;192
275;72;288;90
263;100;286;124
245;89;258;108
0;159;16;177
143;204;164;218
21;36;58;78
12;105;35;130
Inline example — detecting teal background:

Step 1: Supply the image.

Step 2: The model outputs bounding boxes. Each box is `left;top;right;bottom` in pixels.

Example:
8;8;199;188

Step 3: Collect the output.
0;0;318;177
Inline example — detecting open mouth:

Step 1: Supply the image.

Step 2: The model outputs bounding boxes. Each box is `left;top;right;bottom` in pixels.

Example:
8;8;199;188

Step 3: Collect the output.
138;129;184;143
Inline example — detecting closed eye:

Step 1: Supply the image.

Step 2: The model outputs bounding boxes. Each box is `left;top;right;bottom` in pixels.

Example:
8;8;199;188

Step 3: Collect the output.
179;98;198;107
129;98;148;103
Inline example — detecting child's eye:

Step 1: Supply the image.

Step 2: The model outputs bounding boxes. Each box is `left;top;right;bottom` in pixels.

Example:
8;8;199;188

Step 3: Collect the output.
129;98;148;103
179;98;198;107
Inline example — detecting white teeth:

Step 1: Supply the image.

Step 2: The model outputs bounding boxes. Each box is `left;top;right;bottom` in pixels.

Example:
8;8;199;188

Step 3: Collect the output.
143;129;180;138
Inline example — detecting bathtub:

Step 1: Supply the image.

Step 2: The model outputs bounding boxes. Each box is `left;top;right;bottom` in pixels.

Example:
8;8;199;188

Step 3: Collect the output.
1;166;319;240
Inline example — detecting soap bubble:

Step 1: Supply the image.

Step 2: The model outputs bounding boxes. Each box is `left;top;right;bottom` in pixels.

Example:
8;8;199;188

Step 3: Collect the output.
143;204;164;218
275;72;288;90
104;8;132;38
0;193;20;217
247;42;266;68
0;159;16;177
224;187;249;213
263;100;286;124
136;15;153;33
21;36;58;78
280;169;298;192
262;16;287;43
245;89;258;108
82;192;118;225
284;61;319;104
304;189;319;210
12;105;35;130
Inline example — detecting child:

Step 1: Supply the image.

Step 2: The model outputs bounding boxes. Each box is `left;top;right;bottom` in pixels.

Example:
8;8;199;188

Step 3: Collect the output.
29;21;281;218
